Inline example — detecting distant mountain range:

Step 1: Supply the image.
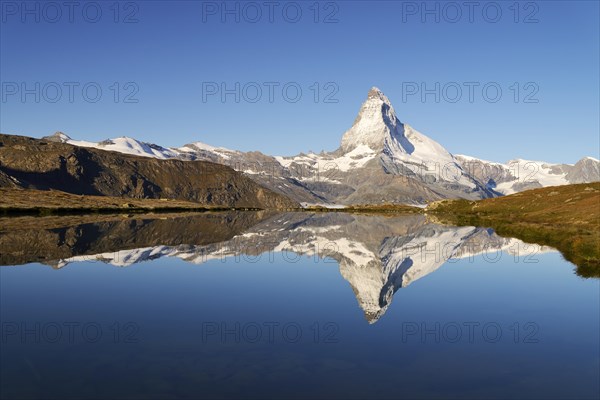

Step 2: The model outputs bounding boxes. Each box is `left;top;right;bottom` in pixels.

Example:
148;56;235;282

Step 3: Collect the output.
40;87;599;205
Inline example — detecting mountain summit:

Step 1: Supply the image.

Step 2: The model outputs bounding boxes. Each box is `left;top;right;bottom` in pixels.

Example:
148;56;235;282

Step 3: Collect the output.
341;88;461;167
341;87;410;154
339;87;486;196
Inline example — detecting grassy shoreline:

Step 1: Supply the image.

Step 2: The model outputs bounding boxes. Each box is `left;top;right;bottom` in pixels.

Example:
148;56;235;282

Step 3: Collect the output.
0;188;270;216
0;206;264;217
0;188;425;216
427;183;600;277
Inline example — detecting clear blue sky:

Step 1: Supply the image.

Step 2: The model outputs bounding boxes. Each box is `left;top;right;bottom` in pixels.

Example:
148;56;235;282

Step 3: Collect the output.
1;0;598;163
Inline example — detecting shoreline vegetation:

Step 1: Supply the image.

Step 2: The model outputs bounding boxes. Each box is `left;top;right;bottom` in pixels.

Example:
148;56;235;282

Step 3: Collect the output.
0;188;266;216
427;182;600;278
0;188;424;216
1;184;598;276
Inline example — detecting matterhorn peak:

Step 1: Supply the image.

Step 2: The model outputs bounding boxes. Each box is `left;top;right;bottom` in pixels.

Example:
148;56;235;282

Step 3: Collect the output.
367;86;392;104
338;87;470;185
340;87;403;153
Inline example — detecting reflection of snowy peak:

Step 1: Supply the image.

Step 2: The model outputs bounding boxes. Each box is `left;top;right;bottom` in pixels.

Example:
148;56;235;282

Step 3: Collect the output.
54;213;553;324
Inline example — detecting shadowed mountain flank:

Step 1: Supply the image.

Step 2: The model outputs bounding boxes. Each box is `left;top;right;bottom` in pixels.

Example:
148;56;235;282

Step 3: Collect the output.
0;134;298;209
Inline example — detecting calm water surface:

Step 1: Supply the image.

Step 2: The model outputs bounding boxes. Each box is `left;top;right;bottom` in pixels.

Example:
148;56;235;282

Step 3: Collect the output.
1;212;598;399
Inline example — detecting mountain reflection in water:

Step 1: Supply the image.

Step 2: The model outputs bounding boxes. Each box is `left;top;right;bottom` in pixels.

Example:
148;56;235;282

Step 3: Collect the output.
0;212;554;323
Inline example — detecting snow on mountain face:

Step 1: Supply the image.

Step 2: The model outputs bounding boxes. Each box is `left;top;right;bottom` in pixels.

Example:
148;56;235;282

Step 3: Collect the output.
275;144;378;176
67;136;180;159
341;87;408;153
336;87;481;193
176;142;237;161
341;87;464;175
341;88;449;162
43;131;181;159
51;132;241;165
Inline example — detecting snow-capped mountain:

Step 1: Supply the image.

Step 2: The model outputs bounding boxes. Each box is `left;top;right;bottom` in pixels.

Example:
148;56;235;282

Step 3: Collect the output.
340;88;465;177
45;132;179;159
44;87;599;204
267;87;495;204
455;155;600;195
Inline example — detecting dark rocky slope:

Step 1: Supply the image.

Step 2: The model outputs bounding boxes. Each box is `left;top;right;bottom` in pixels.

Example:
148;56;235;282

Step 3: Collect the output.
0;134;298;209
